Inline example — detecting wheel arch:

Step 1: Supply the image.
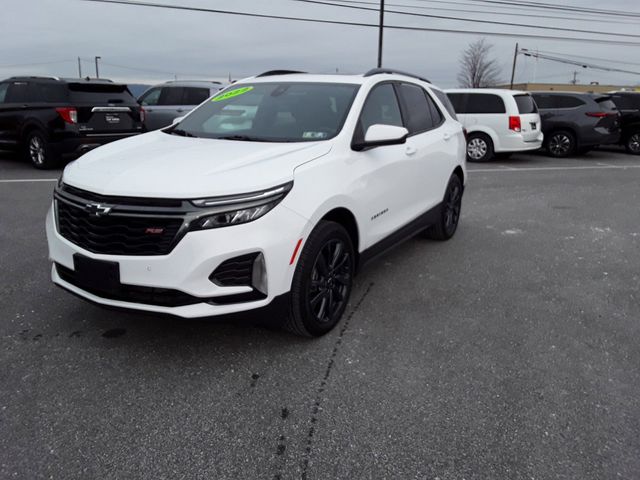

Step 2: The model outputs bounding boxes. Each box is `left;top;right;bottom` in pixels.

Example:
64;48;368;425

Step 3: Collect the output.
466;127;498;151
319;207;360;264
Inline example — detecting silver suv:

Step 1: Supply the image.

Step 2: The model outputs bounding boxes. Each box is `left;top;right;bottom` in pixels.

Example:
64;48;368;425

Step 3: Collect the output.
138;80;224;130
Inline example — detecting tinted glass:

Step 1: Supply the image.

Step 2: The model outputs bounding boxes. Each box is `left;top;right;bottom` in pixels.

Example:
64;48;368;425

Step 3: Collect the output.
397;83;433;133
548;95;585;109
139;87;161;106
68;83;136;104
31;83;68;103
611;94;640;111
158;87;184;105
446;93;506;114
425;91;444;126
6;81;30;103
183;87;211;105
175;82;359;142
353;83;403;144
0;82;9;103
595;97;618;112
531;94;552;109
432;88;457;119
514;94;537;114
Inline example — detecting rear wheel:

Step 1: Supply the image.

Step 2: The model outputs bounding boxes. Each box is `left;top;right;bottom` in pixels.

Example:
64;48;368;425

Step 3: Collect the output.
24;131;57;169
466;133;494;162
625;132;640;155
284;221;355;337
545;130;576;158
426;174;463;241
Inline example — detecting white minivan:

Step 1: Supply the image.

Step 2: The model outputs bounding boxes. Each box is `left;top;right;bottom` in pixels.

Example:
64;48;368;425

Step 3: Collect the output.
446;89;543;162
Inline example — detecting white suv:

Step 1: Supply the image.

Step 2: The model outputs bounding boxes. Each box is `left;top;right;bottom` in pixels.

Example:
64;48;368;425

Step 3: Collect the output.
446;89;543;162
46;69;466;336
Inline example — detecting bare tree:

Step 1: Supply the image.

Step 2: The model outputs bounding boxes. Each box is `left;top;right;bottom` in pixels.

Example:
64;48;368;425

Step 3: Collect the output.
457;38;502;88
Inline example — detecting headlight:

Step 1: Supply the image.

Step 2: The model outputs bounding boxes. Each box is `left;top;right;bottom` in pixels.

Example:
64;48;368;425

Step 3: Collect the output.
188;182;292;231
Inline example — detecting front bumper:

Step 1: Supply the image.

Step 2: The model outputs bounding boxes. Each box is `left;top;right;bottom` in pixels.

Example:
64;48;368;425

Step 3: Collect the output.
46;203;309;318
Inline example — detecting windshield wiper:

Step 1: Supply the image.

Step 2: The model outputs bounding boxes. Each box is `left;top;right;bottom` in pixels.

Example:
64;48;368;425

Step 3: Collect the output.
216;135;265;142
169;128;197;138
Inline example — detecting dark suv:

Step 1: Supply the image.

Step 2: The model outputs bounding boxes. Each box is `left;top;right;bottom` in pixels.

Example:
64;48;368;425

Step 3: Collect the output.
531;91;620;157
609;91;640;155
0;77;144;169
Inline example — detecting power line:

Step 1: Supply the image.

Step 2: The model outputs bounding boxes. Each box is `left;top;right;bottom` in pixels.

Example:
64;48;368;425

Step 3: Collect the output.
519;49;640;76
288;0;640;39
464;0;640;18
328;0;640;25
78;0;640;47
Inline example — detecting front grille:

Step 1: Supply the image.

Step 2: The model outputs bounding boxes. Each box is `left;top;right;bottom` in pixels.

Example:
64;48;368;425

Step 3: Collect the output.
209;253;258;286
56;201;183;255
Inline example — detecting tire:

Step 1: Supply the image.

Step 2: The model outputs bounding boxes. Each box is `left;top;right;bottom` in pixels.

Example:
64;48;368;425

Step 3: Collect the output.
625;131;640;155
426;174;463;241
24;130;58;169
284;221;355;337
466;133;494;162
545;130;576;158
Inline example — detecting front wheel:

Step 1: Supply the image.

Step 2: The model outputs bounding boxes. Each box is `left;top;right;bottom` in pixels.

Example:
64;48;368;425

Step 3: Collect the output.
426;174;463;241
284;221;355;337
625;132;640;155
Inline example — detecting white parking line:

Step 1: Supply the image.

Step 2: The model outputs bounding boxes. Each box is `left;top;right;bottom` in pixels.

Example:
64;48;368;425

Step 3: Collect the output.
0;178;57;183
469;165;640;173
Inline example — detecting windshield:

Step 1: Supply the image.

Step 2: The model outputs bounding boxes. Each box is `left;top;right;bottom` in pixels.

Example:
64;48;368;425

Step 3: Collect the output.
170;82;360;142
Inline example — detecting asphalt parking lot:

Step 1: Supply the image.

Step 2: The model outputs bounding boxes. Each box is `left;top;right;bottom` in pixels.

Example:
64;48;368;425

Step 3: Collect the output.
1;149;639;480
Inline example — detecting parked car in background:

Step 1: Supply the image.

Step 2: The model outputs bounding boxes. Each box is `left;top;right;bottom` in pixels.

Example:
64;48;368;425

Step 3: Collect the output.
0;76;144;169
137;81;224;130
609;91;640;155
531;91;621;158
445;89;543;162
46;69;466;337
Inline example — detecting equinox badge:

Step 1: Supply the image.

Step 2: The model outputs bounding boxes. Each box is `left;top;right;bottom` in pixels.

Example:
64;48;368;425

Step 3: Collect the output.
85;203;112;217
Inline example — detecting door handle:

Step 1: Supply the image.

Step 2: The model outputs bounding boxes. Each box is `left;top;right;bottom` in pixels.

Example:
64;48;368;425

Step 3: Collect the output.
176;109;185;113
443;132;452;141
405;146;417;155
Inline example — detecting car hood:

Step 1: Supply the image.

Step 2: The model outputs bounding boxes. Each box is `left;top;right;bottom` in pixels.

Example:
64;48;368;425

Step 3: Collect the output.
63;131;332;198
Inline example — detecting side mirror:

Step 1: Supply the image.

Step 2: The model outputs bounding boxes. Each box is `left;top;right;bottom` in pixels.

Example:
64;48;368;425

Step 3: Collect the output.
172;116;185;125
353;124;409;151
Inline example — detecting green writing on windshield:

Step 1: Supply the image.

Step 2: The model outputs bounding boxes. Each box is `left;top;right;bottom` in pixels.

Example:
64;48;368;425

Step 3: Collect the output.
212;86;254;102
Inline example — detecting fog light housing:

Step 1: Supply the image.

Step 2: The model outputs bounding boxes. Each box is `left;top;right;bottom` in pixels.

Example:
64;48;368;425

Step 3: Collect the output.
251;253;268;295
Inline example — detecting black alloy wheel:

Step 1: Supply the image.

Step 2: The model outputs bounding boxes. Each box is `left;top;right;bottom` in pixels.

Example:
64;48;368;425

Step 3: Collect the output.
426;174;463;241
546;131;575;158
285;221;355;337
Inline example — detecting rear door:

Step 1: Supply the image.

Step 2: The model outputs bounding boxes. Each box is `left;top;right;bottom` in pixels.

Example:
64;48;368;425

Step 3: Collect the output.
69;83;143;136
513;93;540;141
396;82;455;213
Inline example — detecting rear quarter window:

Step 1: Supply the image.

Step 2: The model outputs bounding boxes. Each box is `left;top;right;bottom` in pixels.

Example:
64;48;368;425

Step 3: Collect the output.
543;95;586;109
432;89;457;119
595;97;618;112
446;93;505;114
183;87;211;105
514;94;537;114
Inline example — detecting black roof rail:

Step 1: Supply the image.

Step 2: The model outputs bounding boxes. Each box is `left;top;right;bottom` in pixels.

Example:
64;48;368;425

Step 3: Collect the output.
363;68;430;83
256;70;307;77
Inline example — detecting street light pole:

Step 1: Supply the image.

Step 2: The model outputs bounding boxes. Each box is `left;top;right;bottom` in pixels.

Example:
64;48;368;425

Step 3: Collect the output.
377;0;384;68
77;57;82;78
94;56;101;79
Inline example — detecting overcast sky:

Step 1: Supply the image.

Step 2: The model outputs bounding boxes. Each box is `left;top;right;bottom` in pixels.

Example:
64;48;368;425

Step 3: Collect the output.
1;0;639;88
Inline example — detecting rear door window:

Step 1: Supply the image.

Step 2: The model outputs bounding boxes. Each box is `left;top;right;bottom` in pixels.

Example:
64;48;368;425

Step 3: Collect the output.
182;87;211;105
396;82;434;134
553;95;585;109
514;94;537;114
158;87;185;106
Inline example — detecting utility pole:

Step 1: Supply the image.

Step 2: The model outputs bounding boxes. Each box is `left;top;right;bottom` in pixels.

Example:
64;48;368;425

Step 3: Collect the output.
94;56;101;79
377;0;384;68
509;42;519;90
77;57;82;78
571;70;578;85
